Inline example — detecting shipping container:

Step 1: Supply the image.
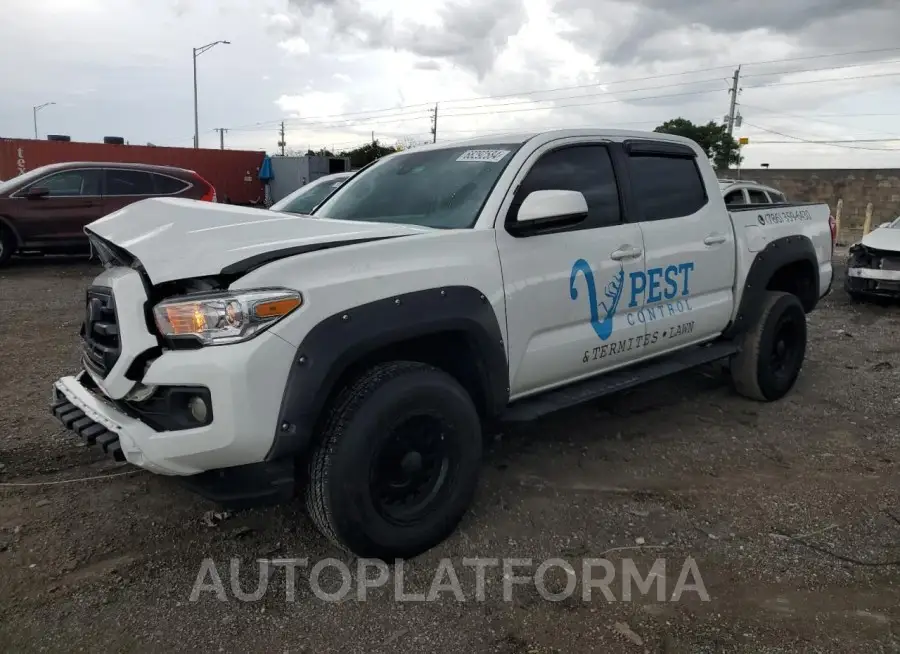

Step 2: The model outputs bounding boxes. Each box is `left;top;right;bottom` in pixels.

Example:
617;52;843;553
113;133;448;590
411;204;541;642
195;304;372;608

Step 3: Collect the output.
0;138;266;205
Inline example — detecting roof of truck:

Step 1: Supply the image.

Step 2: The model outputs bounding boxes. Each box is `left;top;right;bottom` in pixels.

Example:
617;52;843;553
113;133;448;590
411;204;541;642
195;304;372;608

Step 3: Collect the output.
410;128;701;150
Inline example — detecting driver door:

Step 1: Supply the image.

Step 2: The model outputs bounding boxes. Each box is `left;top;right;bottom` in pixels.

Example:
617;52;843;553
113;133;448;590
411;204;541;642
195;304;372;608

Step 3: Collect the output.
14;168;104;248
495;139;647;399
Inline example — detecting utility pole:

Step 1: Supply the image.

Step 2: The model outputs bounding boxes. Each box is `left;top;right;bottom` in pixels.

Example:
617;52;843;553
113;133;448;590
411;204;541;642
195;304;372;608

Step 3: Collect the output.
371;130;375;147
430;103;439;143
214;128;227;150
726;66;741;136
278;121;286;156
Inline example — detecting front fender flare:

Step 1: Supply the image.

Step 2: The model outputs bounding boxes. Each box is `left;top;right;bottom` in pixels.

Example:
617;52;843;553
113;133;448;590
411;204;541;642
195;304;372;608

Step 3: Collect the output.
266;285;509;461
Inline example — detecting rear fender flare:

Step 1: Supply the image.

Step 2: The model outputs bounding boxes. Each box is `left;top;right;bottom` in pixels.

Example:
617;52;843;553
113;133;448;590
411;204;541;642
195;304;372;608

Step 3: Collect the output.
723;235;819;340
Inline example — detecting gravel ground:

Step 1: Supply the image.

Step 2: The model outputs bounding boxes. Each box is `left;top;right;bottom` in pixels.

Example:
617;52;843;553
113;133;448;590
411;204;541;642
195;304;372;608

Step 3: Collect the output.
1;251;899;653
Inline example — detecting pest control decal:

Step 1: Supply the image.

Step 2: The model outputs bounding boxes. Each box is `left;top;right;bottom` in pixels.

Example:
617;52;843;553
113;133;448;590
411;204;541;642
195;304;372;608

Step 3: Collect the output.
456;149;510;163
570;259;697;364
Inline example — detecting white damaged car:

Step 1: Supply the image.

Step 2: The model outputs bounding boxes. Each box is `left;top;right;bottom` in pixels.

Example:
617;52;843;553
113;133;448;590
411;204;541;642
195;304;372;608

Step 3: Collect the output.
846;217;900;300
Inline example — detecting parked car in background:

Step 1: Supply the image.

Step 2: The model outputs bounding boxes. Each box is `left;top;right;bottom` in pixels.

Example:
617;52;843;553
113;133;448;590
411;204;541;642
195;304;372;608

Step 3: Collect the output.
846;216;900;300
0;161;216;265
719;178;788;206
269;171;353;215
0;138;265;206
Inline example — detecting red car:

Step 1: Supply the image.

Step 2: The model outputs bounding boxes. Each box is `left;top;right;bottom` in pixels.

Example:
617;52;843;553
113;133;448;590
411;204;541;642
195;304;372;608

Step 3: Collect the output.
0;161;216;265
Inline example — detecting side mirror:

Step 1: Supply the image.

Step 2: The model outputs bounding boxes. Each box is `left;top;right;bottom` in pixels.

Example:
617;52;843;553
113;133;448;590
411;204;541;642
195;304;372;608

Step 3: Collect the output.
25;186;50;200
510;190;588;235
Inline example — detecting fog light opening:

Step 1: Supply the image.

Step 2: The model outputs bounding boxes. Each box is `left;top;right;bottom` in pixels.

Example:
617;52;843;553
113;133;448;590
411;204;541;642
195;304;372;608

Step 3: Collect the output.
188;396;209;423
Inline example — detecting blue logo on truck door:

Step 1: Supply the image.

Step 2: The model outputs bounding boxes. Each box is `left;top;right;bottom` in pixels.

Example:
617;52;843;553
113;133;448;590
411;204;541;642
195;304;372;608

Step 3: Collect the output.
571;259;698;363
569;259;624;341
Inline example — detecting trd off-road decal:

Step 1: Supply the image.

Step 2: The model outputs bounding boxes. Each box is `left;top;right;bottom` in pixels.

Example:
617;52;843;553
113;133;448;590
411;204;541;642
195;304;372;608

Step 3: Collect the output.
570;259;697;364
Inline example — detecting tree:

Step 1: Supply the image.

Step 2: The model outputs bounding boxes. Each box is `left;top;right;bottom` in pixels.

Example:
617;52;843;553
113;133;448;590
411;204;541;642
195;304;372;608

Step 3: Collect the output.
653;118;742;169
335;140;400;168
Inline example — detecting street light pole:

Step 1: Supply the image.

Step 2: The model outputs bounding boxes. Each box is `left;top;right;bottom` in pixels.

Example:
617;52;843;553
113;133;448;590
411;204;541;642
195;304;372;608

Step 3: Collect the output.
192;40;230;149
33;101;55;139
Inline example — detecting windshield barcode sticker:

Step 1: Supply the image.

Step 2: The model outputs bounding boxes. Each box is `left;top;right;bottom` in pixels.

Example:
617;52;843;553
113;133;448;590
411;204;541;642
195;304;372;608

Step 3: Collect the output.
456;149;510;163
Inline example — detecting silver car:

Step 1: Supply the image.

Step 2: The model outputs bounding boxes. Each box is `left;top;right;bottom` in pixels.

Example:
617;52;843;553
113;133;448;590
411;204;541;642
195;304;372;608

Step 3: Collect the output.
270;172;353;215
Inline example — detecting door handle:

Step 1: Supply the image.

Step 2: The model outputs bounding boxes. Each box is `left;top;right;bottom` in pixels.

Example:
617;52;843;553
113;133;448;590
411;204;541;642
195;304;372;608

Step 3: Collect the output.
703;234;727;246
610;245;643;261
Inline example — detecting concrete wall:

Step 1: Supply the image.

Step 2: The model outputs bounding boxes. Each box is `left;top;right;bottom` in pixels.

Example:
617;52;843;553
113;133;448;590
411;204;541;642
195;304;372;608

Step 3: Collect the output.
716;169;900;244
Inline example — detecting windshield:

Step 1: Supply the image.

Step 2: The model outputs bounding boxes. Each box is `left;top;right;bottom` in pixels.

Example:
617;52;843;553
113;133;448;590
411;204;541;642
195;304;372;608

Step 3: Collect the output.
270;174;350;214
0;165;58;194
312;143;522;228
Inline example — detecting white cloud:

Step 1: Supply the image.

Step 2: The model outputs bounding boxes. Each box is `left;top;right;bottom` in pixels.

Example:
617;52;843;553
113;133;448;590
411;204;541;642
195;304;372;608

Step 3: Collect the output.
277;36;310;55
0;0;897;166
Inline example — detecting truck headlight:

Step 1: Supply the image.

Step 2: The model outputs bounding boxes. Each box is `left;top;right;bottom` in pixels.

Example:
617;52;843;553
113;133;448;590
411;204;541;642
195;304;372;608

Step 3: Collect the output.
152;289;302;346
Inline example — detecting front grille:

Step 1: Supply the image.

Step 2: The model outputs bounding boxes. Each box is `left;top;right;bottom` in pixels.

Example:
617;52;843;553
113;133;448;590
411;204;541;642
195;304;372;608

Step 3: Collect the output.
80;286;121;377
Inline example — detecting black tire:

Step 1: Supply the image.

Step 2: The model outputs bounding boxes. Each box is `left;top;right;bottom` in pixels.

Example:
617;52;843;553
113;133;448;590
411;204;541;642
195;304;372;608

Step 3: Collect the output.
0;223;15;266
306;361;482;559
730;291;807;402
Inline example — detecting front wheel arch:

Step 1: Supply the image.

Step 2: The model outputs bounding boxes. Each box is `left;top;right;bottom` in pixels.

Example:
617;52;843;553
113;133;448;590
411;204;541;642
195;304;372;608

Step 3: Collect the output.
268;286;509;462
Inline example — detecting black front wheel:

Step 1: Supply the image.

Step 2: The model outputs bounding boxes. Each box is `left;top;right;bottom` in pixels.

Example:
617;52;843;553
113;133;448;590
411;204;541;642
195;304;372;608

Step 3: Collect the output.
0;224;15;267
306;361;482;560
731;291;808;401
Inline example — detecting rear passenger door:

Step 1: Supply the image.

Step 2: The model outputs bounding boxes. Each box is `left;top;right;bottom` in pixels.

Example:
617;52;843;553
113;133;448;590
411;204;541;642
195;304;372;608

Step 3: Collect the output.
623;141;735;356
495;140;647;398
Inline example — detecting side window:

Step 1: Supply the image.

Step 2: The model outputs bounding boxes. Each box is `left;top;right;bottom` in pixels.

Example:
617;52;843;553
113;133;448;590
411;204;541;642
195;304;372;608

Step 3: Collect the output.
724;190;745;206
508;145;620;228
32;170;102;196
768;190;786;203
153;174;189;194
747;189;769;204
627;155;707;221
105;169;156;196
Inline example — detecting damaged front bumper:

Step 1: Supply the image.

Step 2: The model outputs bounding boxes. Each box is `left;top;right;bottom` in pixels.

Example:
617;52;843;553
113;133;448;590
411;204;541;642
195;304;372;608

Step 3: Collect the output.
846;244;900;297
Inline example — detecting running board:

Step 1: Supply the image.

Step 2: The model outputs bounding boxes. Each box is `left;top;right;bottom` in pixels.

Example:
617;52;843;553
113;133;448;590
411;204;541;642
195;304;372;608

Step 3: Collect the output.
502;342;739;423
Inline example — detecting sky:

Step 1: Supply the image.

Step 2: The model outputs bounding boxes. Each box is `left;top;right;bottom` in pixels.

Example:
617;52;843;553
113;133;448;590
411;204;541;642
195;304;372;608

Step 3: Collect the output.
2;0;900;169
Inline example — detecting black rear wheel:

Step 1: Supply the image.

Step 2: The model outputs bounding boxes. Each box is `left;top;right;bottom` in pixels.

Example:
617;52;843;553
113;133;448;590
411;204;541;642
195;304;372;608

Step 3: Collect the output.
731;291;808;401
306;361;482;560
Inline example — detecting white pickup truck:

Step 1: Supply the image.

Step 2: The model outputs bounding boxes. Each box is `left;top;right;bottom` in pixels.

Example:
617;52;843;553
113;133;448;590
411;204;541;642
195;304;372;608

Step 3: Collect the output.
51;129;835;559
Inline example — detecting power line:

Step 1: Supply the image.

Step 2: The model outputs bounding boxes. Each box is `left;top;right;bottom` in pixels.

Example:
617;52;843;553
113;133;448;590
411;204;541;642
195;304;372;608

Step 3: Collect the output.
218;46;900;134
738;102;900;139
265;69;900;133
742;122;900;151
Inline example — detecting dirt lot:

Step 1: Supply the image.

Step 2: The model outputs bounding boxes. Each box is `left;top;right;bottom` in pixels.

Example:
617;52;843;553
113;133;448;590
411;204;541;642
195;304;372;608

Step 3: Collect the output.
1;252;899;653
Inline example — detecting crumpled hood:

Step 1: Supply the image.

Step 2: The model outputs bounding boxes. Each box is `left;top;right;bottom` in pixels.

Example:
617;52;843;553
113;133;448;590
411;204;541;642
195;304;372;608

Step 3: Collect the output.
861;225;900;252
86;197;431;284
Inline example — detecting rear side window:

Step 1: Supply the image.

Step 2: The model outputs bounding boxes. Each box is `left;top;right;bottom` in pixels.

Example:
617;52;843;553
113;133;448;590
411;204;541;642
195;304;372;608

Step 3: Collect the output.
509;145;621;228
105;169;155;196
768;190;786;203
627;155;707;221
747;189;769;204
724;190;744;206
153;174;189;194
